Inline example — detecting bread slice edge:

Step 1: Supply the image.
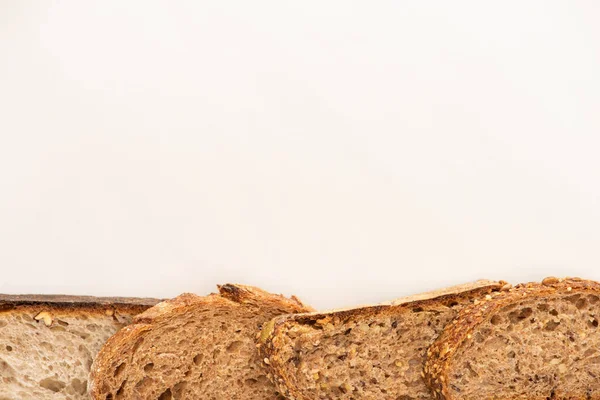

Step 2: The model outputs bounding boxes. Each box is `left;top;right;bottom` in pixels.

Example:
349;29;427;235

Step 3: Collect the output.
424;277;600;400
259;279;506;400
87;283;311;399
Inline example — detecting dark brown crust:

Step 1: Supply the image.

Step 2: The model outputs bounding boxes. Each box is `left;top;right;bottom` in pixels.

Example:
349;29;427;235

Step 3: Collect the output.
424;277;600;400
88;284;312;399
258;280;504;400
0;293;161;315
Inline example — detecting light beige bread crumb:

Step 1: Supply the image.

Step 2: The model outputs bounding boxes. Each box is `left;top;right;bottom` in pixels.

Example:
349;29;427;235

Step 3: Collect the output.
0;294;159;400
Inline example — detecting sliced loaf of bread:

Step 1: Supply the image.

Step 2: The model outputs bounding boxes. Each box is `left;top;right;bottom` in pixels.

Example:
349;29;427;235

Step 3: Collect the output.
259;280;504;400
88;284;312;399
0;294;159;400
425;277;600;400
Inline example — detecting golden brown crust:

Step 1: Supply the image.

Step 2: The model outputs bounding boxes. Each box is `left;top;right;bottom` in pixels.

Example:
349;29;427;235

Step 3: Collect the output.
218;284;313;312
424;277;600;400
258;280;504;400
88;284;311;399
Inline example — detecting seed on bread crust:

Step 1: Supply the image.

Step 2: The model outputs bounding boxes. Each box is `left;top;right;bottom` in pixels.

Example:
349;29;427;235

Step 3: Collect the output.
34;311;53;326
501;283;512;291
542;276;559;286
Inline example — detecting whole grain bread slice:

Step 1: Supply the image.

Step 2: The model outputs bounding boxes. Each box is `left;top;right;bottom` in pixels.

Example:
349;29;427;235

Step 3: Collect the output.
425;277;600;400
259;280;504;400
88;284;312;400
0;294;159;400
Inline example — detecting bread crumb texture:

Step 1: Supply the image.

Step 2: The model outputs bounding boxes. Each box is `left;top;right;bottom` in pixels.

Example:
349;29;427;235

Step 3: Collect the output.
260;280;501;400
0;305;141;399
425;277;600;400
89;284;310;400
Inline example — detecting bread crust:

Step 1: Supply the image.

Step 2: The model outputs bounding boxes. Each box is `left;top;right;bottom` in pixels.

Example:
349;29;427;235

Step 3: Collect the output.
0;293;161;314
259;280;504;400
424;277;600;400
88;284;311;399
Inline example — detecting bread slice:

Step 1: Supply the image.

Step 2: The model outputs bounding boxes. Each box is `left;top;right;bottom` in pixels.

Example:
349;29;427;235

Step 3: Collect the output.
0;294;159;400
88;284;312;400
425;277;600;400
259;280;504;400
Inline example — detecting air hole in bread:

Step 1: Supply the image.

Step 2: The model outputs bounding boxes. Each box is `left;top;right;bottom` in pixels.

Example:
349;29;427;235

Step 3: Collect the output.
576;298;587;310
227;341;243;353
76;330;90;339
134;376;153;390
158;388;172;400
544;320;560;331
0;359;15;377
39;377;66;392
172;381;187;398
131;337;144;353
70;378;87;395
50;325;66;332
114;362;126;377
537;303;549;312
245;378;258;386
508;307;533;323
115;379;126;397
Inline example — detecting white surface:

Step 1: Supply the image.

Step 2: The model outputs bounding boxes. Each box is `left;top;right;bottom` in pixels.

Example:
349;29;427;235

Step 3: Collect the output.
1;1;599;310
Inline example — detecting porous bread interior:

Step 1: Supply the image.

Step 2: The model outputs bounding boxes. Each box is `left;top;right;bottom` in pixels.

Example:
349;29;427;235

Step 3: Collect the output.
0;308;133;400
96;301;292;400
274;304;463;400
447;293;600;400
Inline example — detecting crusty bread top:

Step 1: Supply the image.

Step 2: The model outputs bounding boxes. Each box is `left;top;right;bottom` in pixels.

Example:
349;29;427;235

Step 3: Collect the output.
129;284;312;324
258;280;504;400
88;283;312;399
387;279;506;306
0;294;161;317
424;277;600;400
0;293;160;307
260;279;504;340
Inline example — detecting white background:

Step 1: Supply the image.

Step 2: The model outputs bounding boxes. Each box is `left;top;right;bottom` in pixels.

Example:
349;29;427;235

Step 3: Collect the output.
1;1;599;309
